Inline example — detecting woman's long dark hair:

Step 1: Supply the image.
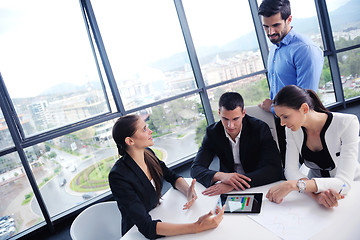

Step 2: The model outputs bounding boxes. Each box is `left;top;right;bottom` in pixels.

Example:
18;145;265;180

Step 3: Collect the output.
273;85;328;113
112;114;163;203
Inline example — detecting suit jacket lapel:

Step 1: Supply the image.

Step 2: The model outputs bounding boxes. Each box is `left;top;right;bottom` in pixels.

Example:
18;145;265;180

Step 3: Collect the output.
216;122;235;172
123;153;157;200
239;115;249;171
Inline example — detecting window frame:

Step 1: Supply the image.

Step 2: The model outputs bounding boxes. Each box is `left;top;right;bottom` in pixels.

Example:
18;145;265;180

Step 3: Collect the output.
0;0;360;237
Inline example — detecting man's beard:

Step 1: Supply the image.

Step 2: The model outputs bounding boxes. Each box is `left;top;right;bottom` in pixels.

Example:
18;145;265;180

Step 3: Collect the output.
268;33;281;44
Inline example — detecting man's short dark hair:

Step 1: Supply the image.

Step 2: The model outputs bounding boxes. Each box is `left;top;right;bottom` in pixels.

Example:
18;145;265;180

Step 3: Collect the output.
258;0;291;20
218;92;244;111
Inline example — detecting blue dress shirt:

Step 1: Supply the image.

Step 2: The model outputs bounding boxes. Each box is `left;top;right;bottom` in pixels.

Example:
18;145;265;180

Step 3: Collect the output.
267;28;324;100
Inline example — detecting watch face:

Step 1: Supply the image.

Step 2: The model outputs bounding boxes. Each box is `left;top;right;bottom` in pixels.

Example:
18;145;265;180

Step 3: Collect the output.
297;180;306;193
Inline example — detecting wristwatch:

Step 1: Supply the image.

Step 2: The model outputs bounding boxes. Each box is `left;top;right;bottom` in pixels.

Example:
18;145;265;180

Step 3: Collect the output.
297;179;306;193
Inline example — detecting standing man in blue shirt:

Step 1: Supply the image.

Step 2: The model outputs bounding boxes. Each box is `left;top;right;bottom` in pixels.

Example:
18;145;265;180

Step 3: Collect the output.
257;0;324;165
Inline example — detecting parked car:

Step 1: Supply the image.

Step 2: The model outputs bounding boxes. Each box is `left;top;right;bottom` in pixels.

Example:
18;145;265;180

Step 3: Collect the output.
0;216;16;240
69;165;77;173
82;192;96;200
0;217;14;229
0;226;16;240
0;228;8;240
59;178;67;187
0;216;10;222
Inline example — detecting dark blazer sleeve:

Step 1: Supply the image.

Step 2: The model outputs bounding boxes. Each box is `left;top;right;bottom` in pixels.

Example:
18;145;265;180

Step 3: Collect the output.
159;160;180;188
109;158;163;239
190;125;218;188
241;116;284;187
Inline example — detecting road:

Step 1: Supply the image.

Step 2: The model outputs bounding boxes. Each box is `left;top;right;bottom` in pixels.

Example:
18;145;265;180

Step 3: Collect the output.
31;147;118;217
153;128;197;165
30;126;198;217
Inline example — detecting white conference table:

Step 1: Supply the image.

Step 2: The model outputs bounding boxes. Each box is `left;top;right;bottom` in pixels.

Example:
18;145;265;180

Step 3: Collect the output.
121;179;360;240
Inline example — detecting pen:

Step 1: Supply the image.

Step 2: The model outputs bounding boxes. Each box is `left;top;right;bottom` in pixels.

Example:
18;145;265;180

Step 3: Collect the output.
339;183;346;194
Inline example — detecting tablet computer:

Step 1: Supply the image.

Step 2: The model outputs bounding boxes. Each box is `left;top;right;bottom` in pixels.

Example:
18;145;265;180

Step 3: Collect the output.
219;193;263;213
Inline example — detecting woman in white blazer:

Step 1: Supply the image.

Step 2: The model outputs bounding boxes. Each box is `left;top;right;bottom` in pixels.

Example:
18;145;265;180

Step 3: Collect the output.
266;85;360;208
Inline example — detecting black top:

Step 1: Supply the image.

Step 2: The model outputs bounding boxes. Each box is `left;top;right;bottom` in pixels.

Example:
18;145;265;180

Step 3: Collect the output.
108;148;180;239
301;112;335;177
191;114;284;188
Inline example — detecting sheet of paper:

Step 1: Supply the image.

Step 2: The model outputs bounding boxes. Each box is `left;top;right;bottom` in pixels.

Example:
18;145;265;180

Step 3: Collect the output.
248;191;335;240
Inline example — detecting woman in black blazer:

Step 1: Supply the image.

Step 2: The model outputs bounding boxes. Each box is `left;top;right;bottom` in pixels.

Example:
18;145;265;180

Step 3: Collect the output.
109;114;224;239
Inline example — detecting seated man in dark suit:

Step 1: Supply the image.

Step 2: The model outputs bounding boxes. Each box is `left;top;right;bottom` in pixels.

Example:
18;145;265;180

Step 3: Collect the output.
191;92;283;196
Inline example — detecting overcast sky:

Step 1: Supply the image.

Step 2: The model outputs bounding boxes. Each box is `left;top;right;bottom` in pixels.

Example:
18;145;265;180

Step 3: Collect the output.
0;0;351;98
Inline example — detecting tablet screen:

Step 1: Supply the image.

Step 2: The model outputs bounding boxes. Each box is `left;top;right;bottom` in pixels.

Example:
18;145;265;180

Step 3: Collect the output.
219;193;263;213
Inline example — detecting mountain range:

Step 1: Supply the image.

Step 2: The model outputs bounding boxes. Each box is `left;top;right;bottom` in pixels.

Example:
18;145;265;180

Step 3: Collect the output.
41;0;360;96
150;0;360;71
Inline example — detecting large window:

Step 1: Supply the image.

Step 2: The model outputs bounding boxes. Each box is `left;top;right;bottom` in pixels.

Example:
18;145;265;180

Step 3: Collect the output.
338;48;360;100
27;121;118;218
327;0;360;50
146;94;205;166
0;0;359;239
0;152;44;238
326;0;360;100
0;0;109;137
91;0;196;111
207;74;269;122
290;0;323;49
183;0;264;86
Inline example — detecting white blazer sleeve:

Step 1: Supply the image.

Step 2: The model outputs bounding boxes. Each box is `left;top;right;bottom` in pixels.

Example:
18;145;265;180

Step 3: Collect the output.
313;114;359;194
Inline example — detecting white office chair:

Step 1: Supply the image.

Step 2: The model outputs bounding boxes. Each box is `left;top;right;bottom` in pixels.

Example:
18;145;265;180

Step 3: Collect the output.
358;136;360;163
70;201;122;240
245;105;279;148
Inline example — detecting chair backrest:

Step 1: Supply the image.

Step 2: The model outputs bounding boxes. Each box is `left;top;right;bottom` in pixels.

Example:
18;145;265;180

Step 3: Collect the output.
70;201;122;240
358;136;360;163
245;105;279;148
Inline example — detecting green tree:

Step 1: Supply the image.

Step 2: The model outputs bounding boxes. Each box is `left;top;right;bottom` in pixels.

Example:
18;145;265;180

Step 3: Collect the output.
320;66;332;88
45;144;51;152
169;99;197;126
147;106;169;136
196;102;205;115
237;78;269;106
344;88;360;99
0;157;19;173
49;151;57;159
195;119;207;148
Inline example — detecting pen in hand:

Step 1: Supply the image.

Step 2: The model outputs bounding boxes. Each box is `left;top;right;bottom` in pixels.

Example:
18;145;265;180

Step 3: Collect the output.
339;183;346;194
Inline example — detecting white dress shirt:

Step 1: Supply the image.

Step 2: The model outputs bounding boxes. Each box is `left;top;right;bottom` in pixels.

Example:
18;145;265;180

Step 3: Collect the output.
224;126;245;174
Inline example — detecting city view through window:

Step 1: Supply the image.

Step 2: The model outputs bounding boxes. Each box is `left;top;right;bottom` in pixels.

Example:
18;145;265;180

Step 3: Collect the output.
0;0;359;238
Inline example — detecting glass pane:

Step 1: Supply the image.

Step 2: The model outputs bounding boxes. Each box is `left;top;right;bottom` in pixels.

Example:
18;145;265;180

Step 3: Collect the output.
327;0;360;49
318;57;336;105
27;120;118;217
145;94;205;166
0;0;109;137
183;0;264;86
207;74;269;122
91;0;196;110
0;108;14;151
290;0;323;49
338;48;360;100
0;152;45;238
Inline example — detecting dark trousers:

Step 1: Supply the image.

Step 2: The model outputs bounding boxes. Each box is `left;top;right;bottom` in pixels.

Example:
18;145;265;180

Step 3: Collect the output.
274;116;286;168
